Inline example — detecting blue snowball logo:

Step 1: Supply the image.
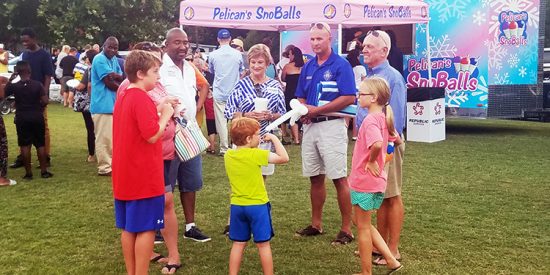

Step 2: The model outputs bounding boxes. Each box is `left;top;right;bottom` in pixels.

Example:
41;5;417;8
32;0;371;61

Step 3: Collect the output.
184;7;195;20
323;4;336;19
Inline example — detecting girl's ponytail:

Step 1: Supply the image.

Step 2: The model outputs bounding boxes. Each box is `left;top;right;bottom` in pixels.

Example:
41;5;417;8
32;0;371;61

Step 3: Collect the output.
384;103;396;136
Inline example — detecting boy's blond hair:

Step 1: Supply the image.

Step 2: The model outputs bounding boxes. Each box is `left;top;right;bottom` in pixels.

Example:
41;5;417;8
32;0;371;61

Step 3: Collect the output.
124;50;161;83
230;117;260;146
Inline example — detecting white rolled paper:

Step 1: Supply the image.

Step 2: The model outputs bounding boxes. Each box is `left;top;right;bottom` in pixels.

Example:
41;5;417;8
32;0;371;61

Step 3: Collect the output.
264;99;308;132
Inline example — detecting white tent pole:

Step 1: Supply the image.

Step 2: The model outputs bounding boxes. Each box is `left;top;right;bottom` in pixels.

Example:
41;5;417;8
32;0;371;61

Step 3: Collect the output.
338;24;342;55
425;21;432;87
280;32;283;62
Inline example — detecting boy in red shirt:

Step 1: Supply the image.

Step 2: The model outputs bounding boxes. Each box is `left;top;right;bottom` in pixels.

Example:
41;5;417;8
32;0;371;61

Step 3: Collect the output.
112;50;174;275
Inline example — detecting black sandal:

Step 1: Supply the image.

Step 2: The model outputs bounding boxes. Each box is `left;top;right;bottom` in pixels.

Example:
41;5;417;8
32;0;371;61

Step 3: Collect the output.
162;263;182;274
150;254;166;263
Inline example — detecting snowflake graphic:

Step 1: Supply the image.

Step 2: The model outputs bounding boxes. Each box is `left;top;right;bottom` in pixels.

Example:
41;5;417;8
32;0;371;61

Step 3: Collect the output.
422;35;457;58
493;73;510;85
508;53;519;68
488;0;540;39
518;66;527;77
482;0;491;8
472;10;486;26
485;39;508;70
429;0;471;23
471;75;489;106
446;76;489;108
416;23;426;34
518;39;538;65
446;90;469;107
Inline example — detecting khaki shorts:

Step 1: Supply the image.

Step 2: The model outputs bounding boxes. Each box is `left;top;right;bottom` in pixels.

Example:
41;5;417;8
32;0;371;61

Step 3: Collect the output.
384;141;405;198
301;118;348;180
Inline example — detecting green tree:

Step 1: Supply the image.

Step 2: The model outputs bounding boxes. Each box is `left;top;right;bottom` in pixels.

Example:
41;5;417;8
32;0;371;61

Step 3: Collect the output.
0;0;51;49
38;0;181;49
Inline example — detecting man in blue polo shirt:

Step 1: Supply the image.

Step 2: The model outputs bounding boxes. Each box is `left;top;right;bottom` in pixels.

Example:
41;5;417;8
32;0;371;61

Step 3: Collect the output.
357;30;406;262
90;36;123;176
294;22;356;245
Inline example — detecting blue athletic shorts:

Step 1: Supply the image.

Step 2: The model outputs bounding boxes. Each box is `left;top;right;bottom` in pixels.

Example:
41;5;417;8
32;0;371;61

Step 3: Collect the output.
168;155;203;192
351;191;384;211
115;195;165;233
229;203;274;243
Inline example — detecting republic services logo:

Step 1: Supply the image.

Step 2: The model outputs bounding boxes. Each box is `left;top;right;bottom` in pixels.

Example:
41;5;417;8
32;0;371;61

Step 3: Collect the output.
184;7;195;20
413;102;424;115
434;102;442;115
344;3;351;18
324;4;336;19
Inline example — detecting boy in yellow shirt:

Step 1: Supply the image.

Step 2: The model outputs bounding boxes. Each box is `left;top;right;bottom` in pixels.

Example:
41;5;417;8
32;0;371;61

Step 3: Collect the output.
224;117;289;275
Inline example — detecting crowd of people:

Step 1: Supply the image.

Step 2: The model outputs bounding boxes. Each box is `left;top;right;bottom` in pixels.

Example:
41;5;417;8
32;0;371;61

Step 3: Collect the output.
0;22;408;275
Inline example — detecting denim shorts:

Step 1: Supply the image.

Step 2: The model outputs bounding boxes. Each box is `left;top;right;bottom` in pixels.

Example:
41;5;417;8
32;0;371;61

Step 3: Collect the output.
229;203;274;243
115;195;165;233
167;155;203;192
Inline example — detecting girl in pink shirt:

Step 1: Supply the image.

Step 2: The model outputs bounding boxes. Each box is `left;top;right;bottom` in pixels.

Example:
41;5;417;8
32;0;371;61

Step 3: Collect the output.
350;77;403;275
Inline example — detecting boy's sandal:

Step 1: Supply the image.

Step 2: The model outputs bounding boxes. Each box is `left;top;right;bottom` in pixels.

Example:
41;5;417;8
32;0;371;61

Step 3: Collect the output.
295;225;323;237
331;231;354;245
162;263;182;274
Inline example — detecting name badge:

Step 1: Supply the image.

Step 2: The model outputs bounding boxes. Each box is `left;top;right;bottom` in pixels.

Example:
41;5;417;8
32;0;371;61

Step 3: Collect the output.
306;76;313;80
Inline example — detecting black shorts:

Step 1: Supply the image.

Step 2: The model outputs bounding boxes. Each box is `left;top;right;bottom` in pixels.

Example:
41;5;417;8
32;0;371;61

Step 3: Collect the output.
206;119;217;135
16;118;45;147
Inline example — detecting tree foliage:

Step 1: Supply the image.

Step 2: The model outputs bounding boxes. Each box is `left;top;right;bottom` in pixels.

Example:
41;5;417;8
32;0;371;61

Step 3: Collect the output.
37;0;181;49
0;0;281;57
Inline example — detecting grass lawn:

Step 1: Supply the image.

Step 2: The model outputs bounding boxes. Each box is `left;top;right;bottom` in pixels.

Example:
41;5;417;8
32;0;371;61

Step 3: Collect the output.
0;103;549;274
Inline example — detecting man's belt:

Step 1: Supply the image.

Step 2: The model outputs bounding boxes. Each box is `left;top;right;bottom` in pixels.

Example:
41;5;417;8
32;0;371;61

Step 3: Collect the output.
310;116;341;123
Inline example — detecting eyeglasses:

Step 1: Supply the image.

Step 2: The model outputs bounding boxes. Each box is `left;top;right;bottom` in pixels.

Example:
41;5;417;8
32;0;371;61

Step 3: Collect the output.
310;22;330;33
356;92;374;97
367;30;388;48
254;83;263;97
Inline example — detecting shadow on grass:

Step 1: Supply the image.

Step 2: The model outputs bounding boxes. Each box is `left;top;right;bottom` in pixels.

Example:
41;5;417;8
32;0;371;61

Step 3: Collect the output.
443;119;539;136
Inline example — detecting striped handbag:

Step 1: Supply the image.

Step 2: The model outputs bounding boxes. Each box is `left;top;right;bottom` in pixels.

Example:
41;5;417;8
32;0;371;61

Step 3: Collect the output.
174;117;210;162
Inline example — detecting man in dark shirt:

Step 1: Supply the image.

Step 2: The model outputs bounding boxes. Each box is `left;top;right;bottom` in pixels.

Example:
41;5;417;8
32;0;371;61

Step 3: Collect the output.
59;47;78;107
5;61;52;179
10;28;54;169
386;30;404;76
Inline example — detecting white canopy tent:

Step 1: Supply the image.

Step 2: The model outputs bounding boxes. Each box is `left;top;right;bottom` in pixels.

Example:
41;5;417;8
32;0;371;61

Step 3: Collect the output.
179;0;433;82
